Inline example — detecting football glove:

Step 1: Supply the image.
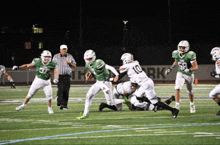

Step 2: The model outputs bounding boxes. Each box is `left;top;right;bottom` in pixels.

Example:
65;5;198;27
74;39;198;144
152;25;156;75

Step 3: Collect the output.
210;71;219;78
53;78;59;84
184;69;191;73
12;65;19;70
165;68;171;75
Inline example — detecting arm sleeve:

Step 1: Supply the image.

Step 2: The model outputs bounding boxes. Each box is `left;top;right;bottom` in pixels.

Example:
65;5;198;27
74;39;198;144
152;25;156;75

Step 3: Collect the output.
105;64;119;76
70;55;76;64
190;52;196;63
1;66;6;74
31;58;36;65
118;71;126;80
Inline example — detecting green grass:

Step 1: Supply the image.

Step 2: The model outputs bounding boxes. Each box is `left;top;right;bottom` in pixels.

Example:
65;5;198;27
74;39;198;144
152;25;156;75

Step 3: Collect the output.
0;84;220;144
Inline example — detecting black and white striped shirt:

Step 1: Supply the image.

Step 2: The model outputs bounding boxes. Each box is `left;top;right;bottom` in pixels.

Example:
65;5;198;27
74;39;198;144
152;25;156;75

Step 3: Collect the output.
52;53;76;75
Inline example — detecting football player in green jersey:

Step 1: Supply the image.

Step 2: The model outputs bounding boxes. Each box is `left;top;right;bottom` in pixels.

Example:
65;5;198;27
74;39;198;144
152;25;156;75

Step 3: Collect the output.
77;50;119;119
12;50;59;114
165;40;199;113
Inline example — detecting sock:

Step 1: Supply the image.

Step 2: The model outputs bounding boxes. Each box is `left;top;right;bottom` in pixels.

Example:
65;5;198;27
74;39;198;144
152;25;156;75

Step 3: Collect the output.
176;102;180;105
106;104;117;111
190;102;194;105
217;101;220;106
155;101;174;111
48;107;52;109
165;99;172;105
22;103;26;107
9;79;14;82
136;96;151;103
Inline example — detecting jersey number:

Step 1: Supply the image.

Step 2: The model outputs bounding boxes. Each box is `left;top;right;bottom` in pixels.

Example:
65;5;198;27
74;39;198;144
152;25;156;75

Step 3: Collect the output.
39;67;49;74
133;65;142;74
178;62;187;70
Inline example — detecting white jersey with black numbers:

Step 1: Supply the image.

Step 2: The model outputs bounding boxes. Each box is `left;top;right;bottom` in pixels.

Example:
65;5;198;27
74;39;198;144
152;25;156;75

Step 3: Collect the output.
119;61;148;85
0;65;6;79
115;81;134;95
215;59;220;74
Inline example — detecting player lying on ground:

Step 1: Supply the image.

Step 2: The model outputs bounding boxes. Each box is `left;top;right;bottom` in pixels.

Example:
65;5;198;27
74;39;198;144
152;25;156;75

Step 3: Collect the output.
76;50;119;120
209;47;220;116
99;80;175;111
116;53;179;118
12;50;59;114
0;65;16;88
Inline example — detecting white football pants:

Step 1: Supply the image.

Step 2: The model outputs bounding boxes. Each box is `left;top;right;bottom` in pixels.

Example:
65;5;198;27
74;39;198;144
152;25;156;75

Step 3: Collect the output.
209;84;220;99
83;81;115;116
135;78;158;105
130;96;155;110
175;72;194;95
27;76;52;100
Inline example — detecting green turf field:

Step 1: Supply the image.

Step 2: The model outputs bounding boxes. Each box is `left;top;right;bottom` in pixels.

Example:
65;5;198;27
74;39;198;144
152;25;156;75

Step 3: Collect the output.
0;84;220;144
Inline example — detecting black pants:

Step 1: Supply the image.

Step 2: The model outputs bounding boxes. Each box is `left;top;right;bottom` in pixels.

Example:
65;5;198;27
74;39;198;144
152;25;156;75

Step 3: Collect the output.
57;75;71;108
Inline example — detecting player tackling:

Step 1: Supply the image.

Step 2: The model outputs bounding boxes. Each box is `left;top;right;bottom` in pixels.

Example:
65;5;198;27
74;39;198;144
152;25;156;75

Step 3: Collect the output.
116;53;179;118
12;50;59;114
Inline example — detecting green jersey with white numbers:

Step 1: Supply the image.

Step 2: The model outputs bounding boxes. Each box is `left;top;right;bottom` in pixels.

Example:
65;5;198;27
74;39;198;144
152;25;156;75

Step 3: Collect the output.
172;50;196;75
85;59;110;81
32;58;57;80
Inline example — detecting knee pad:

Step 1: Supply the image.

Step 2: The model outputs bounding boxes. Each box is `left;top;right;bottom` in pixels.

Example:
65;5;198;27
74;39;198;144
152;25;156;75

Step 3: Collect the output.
187;90;193;95
27;94;33;99
209;91;216;99
47;96;53;101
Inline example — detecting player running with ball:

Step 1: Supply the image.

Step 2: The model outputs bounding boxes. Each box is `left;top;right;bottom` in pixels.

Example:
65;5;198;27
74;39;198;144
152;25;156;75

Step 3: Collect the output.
77;49;119;119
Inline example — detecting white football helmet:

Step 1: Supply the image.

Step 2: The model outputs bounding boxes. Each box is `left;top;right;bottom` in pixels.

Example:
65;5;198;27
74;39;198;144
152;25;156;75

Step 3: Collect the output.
177;40;190;53
210;47;220;61
41;50;52;64
121;53;134;65
84;49;96;65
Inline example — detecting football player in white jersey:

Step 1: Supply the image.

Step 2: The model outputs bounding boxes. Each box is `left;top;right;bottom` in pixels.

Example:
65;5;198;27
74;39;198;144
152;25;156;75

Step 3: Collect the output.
0;65;16;88
209;47;220;116
117;53;179;118
165;40;199;113
99;80;133;111
101;80;175;111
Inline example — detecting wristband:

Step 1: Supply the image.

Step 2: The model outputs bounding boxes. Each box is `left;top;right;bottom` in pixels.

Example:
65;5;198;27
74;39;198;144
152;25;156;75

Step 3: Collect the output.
171;64;175;69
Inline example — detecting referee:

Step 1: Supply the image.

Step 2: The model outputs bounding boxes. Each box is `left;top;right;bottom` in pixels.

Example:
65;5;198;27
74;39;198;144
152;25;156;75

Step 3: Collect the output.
53;44;76;110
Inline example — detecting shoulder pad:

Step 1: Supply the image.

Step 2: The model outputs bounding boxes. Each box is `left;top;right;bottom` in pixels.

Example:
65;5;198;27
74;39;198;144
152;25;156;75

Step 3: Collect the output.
96;59;105;69
172;50;178;58
34;58;40;61
173;50;178;53
188;51;195;55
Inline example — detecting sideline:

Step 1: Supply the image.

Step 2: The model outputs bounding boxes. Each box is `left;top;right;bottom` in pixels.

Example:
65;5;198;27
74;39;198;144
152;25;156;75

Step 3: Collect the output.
0;123;220;145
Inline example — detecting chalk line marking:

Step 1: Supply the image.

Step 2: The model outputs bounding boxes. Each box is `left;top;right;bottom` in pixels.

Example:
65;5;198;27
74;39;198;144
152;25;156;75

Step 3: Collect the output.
0;123;220;145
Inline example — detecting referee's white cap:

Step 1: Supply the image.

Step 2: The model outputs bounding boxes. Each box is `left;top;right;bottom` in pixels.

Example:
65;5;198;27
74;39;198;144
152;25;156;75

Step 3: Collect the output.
60;44;68;49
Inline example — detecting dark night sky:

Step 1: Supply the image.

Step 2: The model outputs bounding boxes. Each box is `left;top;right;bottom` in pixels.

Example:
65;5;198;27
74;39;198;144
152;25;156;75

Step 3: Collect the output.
1;0;220;66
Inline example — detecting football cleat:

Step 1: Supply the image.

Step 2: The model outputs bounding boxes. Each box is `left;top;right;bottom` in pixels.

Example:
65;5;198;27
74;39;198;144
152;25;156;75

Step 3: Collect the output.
190;104;196;113
76;114;88;120
216;110;220;116
99;103;107;111
172;108;179;118
170;95;175;101
48;108;54;114
174;104;180;110
16;105;25;111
